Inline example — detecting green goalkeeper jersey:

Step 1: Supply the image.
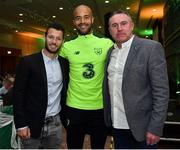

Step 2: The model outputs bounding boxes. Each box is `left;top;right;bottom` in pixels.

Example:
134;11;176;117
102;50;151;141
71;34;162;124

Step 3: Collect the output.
60;33;113;110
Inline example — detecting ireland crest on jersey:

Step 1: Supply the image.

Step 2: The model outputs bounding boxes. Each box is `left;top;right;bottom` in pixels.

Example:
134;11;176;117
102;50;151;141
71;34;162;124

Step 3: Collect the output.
94;48;102;55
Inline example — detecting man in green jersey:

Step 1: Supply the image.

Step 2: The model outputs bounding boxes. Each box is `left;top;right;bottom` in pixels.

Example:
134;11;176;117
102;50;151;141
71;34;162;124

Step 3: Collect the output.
60;4;113;149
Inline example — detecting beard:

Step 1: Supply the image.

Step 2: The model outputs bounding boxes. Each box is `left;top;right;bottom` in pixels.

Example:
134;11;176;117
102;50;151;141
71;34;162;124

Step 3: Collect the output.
76;24;92;35
45;41;61;54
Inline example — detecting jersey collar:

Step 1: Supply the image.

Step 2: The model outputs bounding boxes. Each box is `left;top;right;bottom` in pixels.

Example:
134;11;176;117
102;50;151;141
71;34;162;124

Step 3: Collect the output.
77;33;94;39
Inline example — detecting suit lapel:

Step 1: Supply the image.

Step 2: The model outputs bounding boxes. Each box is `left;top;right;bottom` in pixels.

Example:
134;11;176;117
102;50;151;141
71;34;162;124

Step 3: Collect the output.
38;52;47;86
123;36;141;78
105;46;114;70
58;56;62;71
59;56;68;85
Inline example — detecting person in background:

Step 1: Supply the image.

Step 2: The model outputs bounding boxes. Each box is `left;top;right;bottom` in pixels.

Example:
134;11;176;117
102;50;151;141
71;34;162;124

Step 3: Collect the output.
0;75;3;87
60;4;113;149
13;23;68;149
0;75;14;97
103;9;169;149
0;75;15;106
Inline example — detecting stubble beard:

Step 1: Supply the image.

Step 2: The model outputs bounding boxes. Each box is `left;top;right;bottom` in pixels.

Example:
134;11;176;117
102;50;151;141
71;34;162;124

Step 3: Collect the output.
45;41;61;54
77;24;92;35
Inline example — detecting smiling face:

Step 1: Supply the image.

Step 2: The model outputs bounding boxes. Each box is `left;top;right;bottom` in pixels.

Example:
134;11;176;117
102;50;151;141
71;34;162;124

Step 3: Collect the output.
73;5;94;35
109;13;134;46
44;28;64;54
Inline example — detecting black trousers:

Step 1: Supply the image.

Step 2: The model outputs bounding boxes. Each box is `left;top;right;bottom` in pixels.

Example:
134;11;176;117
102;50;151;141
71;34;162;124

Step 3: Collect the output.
65;106;108;149
112;129;157;149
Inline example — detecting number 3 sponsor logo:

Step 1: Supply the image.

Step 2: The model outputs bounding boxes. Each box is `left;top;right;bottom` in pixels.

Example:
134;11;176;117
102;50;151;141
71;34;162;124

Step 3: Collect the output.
83;63;95;79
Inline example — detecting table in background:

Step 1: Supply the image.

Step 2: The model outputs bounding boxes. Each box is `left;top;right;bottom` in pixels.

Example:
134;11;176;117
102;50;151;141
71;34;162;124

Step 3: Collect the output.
0;106;19;149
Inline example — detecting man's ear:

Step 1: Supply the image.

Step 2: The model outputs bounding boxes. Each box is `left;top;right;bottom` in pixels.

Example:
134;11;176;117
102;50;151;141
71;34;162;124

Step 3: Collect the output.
92;16;94;24
73;19;75;26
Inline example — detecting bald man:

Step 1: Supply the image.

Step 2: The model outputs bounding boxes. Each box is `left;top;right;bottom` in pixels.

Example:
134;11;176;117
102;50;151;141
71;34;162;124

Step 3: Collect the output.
60;4;113;149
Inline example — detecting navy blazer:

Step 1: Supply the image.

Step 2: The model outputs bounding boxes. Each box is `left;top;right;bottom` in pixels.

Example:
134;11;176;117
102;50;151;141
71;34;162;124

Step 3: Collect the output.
13;52;69;138
103;36;169;141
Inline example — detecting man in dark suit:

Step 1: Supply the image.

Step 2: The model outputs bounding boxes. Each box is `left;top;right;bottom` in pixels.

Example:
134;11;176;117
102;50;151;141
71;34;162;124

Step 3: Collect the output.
13;23;68;149
103;9;169;149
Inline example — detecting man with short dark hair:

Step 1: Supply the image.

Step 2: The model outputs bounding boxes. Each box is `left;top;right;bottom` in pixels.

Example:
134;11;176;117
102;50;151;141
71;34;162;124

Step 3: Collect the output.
103;9;169;149
13;23;68;149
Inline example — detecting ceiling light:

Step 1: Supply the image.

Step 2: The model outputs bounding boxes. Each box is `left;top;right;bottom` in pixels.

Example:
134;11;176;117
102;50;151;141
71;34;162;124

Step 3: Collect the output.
7;50;12;54
15;30;18;32
59;7;63;10
66;34;70;37
98;26;102;29
19;13;23;16
176;91;180;94
152;9;157;12
73;28;76;31
19;19;23;23
105;0;109;3
52;15;56;18
126;7;130;10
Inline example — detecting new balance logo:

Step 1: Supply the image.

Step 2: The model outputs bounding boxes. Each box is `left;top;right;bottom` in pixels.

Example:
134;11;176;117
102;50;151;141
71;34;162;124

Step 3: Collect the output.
74;51;80;55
